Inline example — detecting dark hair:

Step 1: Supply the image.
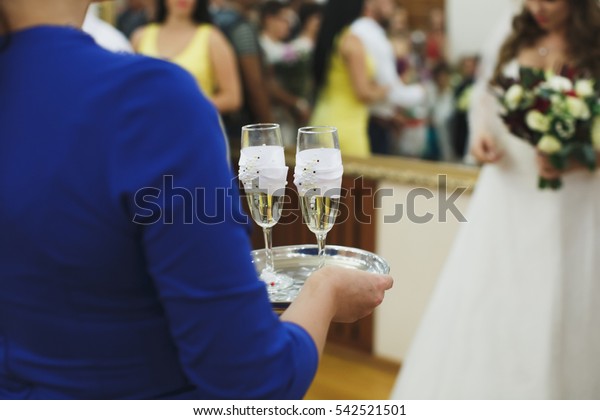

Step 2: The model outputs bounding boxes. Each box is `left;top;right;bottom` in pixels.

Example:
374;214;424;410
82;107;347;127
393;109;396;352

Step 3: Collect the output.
313;0;364;95
260;1;287;26
298;3;323;30
155;0;212;24
493;0;600;81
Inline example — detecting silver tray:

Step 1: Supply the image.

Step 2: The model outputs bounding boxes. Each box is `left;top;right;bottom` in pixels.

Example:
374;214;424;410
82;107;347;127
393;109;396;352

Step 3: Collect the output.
251;245;390;310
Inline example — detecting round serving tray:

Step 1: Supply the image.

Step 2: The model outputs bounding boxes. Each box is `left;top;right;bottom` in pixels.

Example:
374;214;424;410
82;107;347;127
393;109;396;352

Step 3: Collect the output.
251;244;390;310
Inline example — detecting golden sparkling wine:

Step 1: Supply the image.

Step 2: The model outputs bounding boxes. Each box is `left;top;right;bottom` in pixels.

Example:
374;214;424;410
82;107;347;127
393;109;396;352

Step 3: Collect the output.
300;195;340;235
246;192;284;228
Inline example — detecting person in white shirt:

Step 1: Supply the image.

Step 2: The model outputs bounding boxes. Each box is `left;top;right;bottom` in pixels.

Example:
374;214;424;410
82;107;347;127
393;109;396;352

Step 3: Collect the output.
83;4;133;54
350;0;425;155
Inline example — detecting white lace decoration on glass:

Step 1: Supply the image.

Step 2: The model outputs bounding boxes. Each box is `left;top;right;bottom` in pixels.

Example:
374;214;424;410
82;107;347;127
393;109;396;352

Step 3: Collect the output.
239;145;288;196
294;148;343;198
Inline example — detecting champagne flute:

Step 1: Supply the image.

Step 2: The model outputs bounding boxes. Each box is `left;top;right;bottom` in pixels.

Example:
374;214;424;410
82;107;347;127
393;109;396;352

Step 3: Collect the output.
239;123;294;295
295;127;343;268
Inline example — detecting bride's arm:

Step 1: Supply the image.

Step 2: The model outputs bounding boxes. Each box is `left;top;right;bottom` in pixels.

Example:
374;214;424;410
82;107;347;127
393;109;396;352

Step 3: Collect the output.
468;73;505;163
467;10;515;164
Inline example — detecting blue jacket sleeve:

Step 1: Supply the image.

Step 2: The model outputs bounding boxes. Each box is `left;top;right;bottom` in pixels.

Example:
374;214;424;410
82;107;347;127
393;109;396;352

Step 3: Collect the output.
109;61;318;399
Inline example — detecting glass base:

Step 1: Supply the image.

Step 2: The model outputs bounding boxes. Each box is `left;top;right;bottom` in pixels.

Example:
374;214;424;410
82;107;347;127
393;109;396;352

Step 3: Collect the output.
259;269;296;300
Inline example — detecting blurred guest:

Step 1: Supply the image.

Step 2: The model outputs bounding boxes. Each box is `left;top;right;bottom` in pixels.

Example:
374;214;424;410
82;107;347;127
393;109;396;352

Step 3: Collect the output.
133;0;241;114
284;0;304;40
209;0;226;12
350;0;426;155
260;1;321;88
117;0;151;39
424;8;446;67
259;0;313;144
423;61;454;161
388;5;412;81
212;0;273;142
310;0;389;158
288;2;322;100
451;55;479;160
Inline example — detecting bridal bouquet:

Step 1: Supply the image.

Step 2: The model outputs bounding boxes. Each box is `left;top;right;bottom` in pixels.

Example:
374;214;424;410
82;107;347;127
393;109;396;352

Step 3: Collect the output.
494;67;600;189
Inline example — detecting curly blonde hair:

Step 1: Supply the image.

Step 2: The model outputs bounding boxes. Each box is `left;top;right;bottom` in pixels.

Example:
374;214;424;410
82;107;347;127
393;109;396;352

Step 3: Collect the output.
493;0;600;81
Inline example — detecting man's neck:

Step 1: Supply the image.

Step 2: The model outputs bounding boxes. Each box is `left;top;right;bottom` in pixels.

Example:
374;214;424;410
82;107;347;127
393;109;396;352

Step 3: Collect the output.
2;0;90;31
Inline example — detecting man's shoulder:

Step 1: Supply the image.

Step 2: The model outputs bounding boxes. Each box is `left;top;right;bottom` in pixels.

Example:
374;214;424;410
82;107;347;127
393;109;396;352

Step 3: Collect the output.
212;8;247;32
350;17;381;32
212;8;258;55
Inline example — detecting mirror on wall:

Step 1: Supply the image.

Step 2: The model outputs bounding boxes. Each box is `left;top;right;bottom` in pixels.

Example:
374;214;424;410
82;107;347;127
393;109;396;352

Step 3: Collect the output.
369;0;518;168
367;0;479;166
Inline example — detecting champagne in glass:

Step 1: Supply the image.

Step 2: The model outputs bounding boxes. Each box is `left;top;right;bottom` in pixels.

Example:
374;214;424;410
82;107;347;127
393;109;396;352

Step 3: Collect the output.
246;191;285;229
239;123;294;295
294;126;343;268
299;195;340;236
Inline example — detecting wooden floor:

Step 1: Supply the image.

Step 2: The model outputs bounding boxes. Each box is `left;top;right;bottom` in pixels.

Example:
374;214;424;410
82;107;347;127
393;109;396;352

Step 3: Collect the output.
304;344;401;400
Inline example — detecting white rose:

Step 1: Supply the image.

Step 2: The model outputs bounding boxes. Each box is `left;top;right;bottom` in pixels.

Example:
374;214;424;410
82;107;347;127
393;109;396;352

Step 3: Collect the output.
526;110;551;132
575;79;595;97
505;85;524;110
592;117;600;151
547;75;573;92
537;135;562;154
550;94;564;106
566;96;591;120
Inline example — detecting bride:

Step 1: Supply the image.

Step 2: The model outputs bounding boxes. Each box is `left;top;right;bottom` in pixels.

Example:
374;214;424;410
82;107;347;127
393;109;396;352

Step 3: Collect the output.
392;0;600;399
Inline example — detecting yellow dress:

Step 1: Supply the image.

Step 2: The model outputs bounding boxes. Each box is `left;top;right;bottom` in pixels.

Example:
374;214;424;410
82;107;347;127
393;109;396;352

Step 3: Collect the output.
137;23;216;98
309;30;374;158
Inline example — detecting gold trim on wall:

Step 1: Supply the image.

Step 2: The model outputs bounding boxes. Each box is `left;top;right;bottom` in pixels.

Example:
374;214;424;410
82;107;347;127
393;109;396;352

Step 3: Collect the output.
341;155;479;192
281;151;480;192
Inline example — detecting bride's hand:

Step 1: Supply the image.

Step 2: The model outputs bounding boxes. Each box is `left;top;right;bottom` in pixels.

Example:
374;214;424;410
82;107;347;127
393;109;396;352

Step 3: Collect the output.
536;152;598;178
536;152;562;180
471;134;503;164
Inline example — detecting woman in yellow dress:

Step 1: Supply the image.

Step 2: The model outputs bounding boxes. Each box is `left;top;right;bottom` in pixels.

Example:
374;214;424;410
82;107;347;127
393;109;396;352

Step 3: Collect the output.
132;0;241;114
310;0;388;158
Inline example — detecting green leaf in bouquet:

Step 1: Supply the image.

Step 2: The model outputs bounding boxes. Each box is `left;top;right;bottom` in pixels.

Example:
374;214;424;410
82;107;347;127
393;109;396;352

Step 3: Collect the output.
580;144;597;171
549;152;567;170
520;67;545;89
538;176;563;190
548;178;562;190
551;117;576;140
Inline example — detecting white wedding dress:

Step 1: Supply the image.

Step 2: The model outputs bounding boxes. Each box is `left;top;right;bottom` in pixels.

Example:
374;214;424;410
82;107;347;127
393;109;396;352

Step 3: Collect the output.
391;56;600;399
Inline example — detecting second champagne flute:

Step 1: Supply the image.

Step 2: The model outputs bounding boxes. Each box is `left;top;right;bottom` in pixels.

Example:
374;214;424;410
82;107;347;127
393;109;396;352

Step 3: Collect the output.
294;126;343;268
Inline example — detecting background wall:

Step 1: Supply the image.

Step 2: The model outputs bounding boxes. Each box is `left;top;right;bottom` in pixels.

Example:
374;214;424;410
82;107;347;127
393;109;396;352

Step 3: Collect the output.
446;0;518;61
373;181;473;362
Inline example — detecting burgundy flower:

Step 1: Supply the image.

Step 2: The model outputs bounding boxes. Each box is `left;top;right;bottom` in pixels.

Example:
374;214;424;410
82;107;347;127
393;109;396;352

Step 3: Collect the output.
533;97;552;113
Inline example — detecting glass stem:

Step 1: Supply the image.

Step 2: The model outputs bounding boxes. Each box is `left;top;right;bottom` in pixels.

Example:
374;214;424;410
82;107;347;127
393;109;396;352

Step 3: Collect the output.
263;226;274;272
316;233;327;269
